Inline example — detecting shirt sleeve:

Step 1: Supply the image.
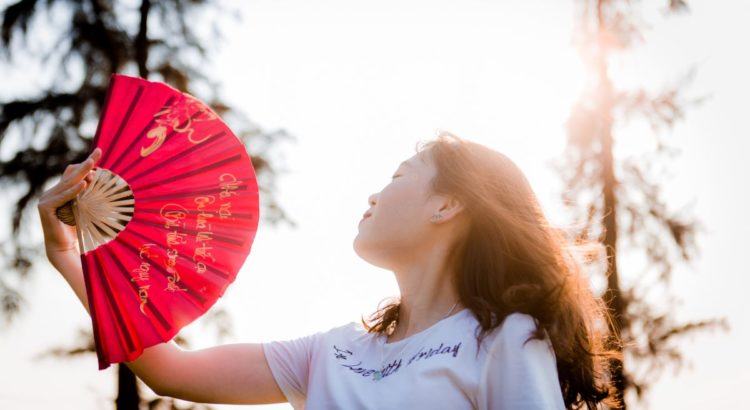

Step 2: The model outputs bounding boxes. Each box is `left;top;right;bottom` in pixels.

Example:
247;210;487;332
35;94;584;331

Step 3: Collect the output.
477;313;566;410
262;331;321;409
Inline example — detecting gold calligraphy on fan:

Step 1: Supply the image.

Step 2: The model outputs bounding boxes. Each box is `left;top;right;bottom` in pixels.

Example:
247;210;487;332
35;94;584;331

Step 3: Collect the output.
160;204;188;293
142;173;242;299
193;195;217;274
140;96;218;157
130;243;157;315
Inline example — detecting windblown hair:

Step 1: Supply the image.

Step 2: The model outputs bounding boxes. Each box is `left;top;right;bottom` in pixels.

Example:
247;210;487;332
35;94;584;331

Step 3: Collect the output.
362;131;618;409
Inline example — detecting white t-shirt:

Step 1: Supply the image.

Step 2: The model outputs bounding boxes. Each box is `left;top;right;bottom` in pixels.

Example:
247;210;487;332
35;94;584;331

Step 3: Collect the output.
262;309;566;410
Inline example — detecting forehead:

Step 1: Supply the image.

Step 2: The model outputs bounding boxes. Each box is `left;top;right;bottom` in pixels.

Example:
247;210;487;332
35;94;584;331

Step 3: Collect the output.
399;152;430;168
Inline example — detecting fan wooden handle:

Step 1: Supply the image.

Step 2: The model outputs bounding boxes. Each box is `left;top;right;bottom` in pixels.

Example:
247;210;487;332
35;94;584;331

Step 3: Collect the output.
56;200;77;226
54;198;86;255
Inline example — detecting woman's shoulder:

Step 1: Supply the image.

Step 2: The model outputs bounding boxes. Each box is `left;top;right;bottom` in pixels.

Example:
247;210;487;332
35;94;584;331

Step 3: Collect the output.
478;313;566;409
479;312;548;351
496;312;540;337
483;312;554;358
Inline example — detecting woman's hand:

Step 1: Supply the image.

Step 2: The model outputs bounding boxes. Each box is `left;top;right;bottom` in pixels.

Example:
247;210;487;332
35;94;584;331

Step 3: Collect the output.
37;148;101;257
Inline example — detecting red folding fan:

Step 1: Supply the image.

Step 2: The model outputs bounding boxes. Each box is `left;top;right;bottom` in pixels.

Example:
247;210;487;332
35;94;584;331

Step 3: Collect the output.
57;74;259;369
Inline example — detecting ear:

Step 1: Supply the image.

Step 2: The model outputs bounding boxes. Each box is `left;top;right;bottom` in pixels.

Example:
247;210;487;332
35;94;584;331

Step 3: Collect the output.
431;196;464;224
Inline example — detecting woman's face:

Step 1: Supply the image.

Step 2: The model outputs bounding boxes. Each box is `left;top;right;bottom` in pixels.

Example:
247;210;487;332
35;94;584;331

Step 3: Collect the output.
353;151;444;269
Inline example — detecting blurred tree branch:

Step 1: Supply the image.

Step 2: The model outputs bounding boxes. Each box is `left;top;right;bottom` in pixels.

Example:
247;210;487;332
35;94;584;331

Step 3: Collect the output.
36;309;234;410
0;0;295;408
0;0;294;321
556;0;727;407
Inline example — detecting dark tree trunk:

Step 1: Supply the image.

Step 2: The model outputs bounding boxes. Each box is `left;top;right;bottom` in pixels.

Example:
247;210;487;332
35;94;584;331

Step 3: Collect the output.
602;123;627;409
115;364;141;410
135;0;151;78
596;1;626;407
104;11;148;407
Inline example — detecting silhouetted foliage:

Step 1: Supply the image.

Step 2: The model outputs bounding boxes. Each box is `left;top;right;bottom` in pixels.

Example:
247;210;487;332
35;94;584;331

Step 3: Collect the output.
0;0;293;408
37;310;233;410
557;1;727;407
0;0;294;319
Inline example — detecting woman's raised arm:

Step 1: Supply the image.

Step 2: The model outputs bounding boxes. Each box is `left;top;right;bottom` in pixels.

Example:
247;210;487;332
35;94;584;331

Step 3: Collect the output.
37;149;286;405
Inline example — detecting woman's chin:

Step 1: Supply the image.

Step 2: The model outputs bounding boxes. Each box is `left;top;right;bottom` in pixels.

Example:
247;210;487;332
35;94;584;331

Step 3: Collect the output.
352;236;367;259
352;238;384;267
353;243;390;270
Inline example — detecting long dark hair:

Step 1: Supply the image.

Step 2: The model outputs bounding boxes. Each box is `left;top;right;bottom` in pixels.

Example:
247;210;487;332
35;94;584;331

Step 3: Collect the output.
363;131;617;409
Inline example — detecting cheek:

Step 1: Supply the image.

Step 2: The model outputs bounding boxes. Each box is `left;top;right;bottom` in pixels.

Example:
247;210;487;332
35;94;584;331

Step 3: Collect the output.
353;184;432;265
365;184;428;240
379;185;421;222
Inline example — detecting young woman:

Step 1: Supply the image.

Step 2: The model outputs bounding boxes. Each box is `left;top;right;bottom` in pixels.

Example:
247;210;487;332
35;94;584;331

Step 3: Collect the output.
39;131;615;409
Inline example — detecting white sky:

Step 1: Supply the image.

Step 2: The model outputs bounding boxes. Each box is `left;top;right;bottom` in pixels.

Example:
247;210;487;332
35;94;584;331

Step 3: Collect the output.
1;0;749;409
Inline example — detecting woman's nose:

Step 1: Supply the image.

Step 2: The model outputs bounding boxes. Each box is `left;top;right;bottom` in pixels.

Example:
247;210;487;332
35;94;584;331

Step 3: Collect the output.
368;194;378;207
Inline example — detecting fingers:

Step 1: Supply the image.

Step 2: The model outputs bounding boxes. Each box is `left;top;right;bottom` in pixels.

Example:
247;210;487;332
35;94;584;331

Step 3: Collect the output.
70;148;102;180
56;148;102;192
90;147;102;162
39;180;88;215
63;164;75;177
62;149;100;176
39;148;102;213
61;180;88;201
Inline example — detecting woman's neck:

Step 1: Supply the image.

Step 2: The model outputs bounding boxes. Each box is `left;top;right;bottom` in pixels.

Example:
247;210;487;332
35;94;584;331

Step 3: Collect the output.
389;264;461;343
392;302;461;341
